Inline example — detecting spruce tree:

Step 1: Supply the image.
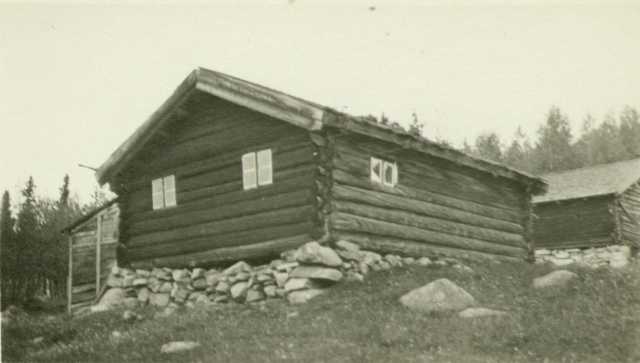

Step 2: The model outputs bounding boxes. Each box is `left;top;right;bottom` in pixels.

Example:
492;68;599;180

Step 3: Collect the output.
1;191;16;306
534;106;576;173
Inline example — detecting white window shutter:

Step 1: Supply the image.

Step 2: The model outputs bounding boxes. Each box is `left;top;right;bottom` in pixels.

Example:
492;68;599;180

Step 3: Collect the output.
257;149;273;186
370;157;382;183
163;175;177;207
242;152;257;190
151;178;164;210
392;162;398;186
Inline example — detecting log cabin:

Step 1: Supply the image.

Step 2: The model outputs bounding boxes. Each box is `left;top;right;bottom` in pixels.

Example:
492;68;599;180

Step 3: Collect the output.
533;158;640;250
95;67;547;269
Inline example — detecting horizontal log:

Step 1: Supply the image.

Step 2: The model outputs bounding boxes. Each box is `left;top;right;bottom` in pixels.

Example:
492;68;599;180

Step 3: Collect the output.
127;123;303;178
535;237;614;248
333;140;524;208
333;232;524;262
126;162;315;215
333;200;525;247
131;234;313;269
72;283;95;294
72;290;96;304
332;184;523;234
126;139;313;193
129;205;312;246
333;168;522;223
331;212;525;257
127;188;314;236
128;221;314;260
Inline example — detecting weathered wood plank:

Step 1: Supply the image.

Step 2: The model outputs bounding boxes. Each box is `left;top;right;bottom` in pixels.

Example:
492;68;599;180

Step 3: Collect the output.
127;188;314;236
333;168;523;223
334;231;523;262
130;234;313;269
127;222;313;260
332;184;524;234
129;205;312;246
332;200;526;247
333;139;525;209
331;212;525;257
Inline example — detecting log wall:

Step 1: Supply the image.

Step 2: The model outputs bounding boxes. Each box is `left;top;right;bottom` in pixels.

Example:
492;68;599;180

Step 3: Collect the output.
533;196;616;249
327;131;532;261
116;93;317;268
620;182;640;249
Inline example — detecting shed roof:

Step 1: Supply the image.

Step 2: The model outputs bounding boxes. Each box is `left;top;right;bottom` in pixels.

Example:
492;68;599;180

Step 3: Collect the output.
533;157;640;204
96;67;546;194
62;199;118;233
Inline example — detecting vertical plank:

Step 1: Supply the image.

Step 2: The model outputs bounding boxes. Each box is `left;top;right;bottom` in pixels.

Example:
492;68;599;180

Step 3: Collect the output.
96;214;102;296
67;235;73;314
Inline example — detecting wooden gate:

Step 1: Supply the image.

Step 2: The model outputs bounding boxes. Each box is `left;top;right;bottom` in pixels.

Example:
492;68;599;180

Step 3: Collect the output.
66;202;119;313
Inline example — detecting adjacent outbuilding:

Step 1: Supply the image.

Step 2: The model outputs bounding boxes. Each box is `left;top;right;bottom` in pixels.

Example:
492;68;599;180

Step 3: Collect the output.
533;158;640;250
93;67;547;269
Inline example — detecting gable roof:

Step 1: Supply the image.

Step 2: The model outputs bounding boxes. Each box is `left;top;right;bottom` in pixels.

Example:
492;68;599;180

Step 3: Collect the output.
533;157;640;204
96;67;546;194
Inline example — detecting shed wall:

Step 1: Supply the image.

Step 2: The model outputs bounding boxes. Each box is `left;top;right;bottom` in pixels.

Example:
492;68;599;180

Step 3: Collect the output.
117;92;317;268
533;196;615;248
620;182;640;248
327;131;531;260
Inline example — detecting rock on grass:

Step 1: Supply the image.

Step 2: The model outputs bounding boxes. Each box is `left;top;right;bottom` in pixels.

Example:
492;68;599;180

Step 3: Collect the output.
399;278;476;313
533;270;577;289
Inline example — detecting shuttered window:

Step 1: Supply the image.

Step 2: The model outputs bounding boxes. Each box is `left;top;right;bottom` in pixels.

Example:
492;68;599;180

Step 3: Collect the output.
163;175;176;207
243;148;273;190
371;157;398;187
257;149;273;186
151;174;177;210
152;178;165;210
242;152;258;190
383;161;398;187
370;157;382;183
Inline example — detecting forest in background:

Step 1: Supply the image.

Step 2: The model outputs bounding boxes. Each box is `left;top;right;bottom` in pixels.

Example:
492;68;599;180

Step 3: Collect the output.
1;105;639;309
460;105;640;175
1;177;108;309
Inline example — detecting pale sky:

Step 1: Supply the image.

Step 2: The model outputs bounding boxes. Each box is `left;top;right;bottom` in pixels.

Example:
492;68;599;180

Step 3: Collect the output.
1;1;639;203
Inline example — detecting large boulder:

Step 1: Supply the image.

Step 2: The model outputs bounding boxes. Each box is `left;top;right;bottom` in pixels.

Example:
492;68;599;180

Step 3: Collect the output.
289;266;343;282
295;242;342;267
399;279;476;313
533;270;577;289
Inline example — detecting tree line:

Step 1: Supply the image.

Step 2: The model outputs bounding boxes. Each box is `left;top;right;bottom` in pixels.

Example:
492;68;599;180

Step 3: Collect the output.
463;106;640;174
1;176;108;308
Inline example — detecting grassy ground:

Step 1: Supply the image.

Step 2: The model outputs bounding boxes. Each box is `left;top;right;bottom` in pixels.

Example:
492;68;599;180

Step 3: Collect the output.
3;259;639;363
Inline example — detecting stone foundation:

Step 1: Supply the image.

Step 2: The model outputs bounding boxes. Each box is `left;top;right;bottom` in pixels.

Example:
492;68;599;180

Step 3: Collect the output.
535;245;632;268
93;240;468;311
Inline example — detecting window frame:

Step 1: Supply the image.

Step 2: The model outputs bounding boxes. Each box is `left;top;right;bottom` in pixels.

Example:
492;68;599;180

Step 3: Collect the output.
151;174;178;210
370;156;398;187
242;148;273;190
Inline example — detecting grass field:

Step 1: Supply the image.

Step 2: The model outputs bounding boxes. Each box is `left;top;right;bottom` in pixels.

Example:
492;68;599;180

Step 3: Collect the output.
2;259;639;363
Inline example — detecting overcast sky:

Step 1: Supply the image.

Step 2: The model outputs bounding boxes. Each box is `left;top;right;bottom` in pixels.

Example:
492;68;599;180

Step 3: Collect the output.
1;1;639;203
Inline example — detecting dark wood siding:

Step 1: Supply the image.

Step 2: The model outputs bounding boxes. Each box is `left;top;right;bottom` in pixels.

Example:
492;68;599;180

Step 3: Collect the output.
533;196;615;249
117;92;316;268
327;132;531;261
620;182;640;248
